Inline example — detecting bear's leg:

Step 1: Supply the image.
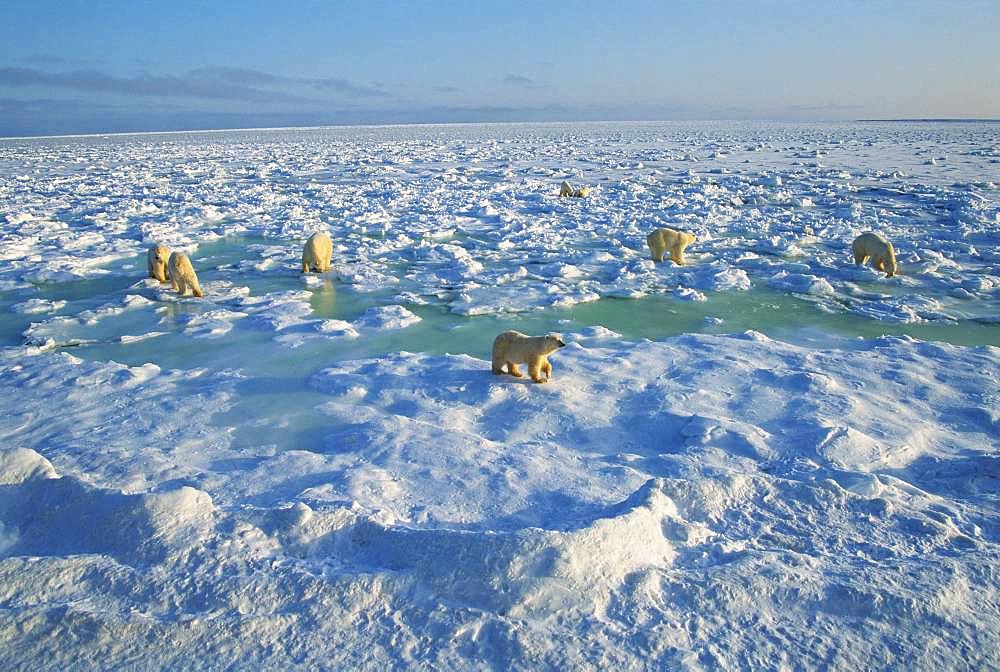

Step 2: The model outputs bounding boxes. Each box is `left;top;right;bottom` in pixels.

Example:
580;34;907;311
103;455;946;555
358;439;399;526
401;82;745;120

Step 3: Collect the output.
302;258;310;273
670;249;684;265
853;250;867;266
491;349;506;374
528;359;546;383
507;362;523;377
875;258;886;273
540;359;552;381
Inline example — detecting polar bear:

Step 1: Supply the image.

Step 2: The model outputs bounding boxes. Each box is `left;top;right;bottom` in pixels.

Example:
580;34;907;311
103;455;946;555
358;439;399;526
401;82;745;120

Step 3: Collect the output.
491;331;566;383
147;244;171;283
647;227;696;265
559;181;589;198
302;231;333;273
167;251;204;298
852;232;897;277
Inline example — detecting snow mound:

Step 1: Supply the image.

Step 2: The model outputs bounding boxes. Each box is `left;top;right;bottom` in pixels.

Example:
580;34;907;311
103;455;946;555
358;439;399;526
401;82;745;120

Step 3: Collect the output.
0;447;57;484
352;305;422;331
0;466;217;564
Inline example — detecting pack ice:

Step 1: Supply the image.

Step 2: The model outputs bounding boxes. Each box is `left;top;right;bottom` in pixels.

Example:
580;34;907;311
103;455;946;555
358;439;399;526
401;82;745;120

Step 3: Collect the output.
0;121;998;670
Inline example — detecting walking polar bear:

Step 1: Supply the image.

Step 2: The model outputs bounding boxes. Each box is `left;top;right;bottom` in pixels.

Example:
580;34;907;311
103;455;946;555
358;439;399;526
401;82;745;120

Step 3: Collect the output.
559;181;589;198
647;227;696;265
147;244;171;283
852;232;897;277
492;331;566;384
168;252;204;298
302;232;333;273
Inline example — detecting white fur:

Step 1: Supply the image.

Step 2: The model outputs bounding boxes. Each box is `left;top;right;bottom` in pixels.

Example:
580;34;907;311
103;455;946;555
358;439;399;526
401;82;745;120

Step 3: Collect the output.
852;232;897;277
147;244;171;283
559;181;589;198
647;228;696;264
167;252;204;298
302;232;333;273
491;331;566;383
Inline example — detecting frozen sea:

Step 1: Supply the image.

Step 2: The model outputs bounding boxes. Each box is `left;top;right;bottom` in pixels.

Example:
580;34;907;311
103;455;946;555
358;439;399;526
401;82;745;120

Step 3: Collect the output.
0;121;998;670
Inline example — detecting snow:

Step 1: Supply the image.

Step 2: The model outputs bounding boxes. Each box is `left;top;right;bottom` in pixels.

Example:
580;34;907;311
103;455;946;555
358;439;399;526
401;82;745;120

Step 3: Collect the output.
0;121;998;669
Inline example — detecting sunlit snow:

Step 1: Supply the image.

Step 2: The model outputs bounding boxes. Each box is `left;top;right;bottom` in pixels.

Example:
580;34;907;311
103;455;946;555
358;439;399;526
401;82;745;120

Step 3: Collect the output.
0;121;998;669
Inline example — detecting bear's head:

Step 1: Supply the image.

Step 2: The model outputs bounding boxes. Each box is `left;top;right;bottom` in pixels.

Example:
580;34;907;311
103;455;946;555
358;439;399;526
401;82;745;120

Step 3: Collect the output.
883;243;898;277
151;245;169;263
149;244;170;281
544;334;566;352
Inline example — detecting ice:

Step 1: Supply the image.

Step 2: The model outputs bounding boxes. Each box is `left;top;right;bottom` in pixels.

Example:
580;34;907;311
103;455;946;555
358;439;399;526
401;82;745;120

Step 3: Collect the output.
351;305;422;331
0;122;998;669
2;330;998;667
10;298;66;314
0;447;58;484
768;270;836;295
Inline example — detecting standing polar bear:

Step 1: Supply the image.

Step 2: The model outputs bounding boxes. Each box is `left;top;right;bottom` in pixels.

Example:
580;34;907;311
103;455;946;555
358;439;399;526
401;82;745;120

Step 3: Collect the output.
167;252;204;298
647;227;696;265
302;232;333;273
559;181;589;198
492;331;566;384
852;232;897;277
147;244;171;283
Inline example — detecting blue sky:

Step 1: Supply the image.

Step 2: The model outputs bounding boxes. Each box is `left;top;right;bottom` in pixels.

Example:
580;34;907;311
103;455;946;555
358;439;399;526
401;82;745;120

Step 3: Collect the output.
0;0;997;136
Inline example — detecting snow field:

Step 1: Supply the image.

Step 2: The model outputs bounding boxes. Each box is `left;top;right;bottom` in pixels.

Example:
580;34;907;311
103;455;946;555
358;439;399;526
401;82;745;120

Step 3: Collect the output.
1;330;998;668
0;121;998;669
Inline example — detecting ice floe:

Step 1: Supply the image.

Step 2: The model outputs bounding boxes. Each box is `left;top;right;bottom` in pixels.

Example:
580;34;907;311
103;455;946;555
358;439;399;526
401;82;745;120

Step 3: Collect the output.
0;121;998;669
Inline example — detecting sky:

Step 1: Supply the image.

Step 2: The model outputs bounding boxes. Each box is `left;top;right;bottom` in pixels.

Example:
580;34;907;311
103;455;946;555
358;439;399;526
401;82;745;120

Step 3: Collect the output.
0;0;998;136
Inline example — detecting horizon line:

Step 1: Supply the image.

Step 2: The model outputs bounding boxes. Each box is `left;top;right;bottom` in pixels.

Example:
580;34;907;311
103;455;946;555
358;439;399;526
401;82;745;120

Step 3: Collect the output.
2;116;999;141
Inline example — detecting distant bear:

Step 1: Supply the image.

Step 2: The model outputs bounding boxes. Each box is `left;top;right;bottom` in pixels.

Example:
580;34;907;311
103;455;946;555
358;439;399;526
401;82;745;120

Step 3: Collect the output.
559;180;589;198
167;252;204;298
852;232;897;277
302;232;333;273
147;244;171;283
491;331;566;384
647;227;696;265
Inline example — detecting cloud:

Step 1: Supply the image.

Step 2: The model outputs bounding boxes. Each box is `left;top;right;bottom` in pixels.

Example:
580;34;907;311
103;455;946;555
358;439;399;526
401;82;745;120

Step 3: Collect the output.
499;74;540;88
187;66;390;97
0;67;316;104
187;66;288;87
312;77;389;98
432;85;460;93
0;65;390;104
